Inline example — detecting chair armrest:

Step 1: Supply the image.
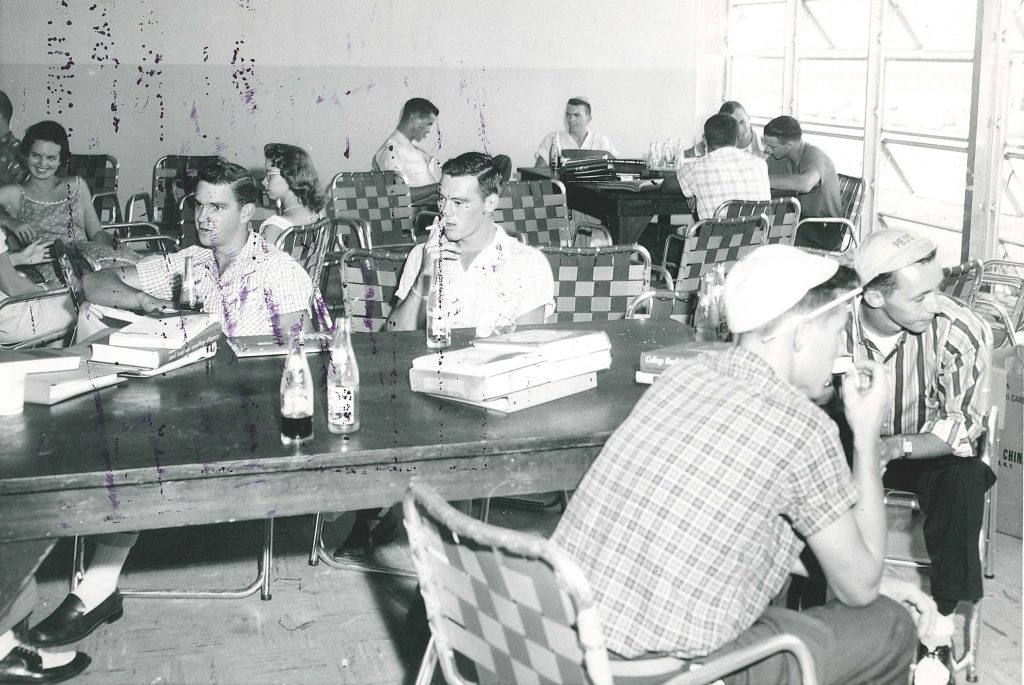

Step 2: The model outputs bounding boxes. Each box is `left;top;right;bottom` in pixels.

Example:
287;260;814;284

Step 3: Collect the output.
124;192;152;224
650;265;675;291
884;489;922;511
661;232;686;277
661;633;817;685
90;190;124;224
329;217;368;251
573;221;613;248
0;286;72;311
795;217;858;253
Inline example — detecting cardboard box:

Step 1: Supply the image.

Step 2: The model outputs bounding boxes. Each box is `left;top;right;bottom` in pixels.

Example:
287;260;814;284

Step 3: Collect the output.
993;346;1023;538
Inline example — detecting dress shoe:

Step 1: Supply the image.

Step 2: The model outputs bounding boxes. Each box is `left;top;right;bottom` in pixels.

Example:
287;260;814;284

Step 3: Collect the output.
912;643;956;685
334;507;400;556
26;593;123;648
0;645;90;684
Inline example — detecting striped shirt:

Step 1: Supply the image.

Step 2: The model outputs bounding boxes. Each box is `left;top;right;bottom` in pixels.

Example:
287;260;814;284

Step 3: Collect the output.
0;131;27;186
853;295;992;456
136;232;312;338
552;346;858;658
676;146;771;220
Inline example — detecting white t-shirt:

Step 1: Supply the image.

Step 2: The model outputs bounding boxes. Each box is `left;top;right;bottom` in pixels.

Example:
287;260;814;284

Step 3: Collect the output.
372;130;442;187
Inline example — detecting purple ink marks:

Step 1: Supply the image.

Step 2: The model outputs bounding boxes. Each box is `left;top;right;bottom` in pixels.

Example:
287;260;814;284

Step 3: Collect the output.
202;45;210;63
344;136;351;159
213;136;228;155
135;46;166;141
238;0;256;15
87;136;99;150
91;390;122;513
435;120;443;151
45;30;75;114
230;40;259;114
190;100;202;135
110;79;120;133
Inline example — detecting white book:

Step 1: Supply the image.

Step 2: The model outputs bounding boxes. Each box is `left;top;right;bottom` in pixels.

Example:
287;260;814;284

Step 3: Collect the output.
108;312;217;350
427;372;598;413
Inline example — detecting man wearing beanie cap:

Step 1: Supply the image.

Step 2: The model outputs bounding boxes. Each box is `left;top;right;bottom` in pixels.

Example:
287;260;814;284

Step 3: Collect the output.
533;96;618;166
554;245;930;682
854;229;995;683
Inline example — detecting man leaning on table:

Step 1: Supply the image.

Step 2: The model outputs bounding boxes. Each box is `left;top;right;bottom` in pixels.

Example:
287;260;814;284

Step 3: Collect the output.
533;96;618;166
372;97;443;207
553;244;935;684
661;112;770;220
763;115;843;251
685;100;763;159
853;229;996;685
21;159;316;656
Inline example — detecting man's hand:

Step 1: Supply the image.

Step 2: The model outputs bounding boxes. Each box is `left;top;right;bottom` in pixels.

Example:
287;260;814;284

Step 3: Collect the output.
417;218;460;279
879;576;938;640
138;292;179;316
5;219;36;246
841;359;890;442
9;239;53;266
878;436;905;466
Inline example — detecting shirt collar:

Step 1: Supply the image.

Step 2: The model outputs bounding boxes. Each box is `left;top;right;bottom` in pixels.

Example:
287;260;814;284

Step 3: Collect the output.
213;231;267;281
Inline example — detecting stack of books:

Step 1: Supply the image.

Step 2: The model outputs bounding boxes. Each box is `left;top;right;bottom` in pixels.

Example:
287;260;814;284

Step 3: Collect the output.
559;159;617;183
90;312;221;375
410;329;612;413
635;340;730;384
0;348;125;406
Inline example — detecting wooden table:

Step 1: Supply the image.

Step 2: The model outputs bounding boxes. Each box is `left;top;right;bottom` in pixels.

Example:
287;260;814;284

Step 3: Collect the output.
518;166;694;245
0;319;690;544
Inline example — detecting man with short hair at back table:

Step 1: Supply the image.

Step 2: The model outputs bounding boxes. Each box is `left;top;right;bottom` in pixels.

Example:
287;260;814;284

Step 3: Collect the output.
553;244;937;684
373;97;443;209
0;90;27;189
533;95;619;166
661;112;770;220
763;115;844;251
685;100;763;159
853;228;996;685
25;159;316;654
333;151;556;556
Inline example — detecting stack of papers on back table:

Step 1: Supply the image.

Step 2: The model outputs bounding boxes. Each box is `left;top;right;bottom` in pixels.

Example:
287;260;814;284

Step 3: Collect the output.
410;329;612;413
89;312;221;373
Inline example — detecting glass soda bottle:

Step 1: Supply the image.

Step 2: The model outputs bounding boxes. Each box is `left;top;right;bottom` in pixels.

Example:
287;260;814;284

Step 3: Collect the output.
713;263;729;341
425;257;451;349
280;330;314;445
327;317;360;434
549;134;561;170
693;271;719;342
179;255;202;312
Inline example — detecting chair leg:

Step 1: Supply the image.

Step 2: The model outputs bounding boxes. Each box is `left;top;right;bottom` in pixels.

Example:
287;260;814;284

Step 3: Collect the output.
69;519;275;601
309;512;325;567
414;634;438;685
957;600;982;682
983;485;996;579
308;514;417;579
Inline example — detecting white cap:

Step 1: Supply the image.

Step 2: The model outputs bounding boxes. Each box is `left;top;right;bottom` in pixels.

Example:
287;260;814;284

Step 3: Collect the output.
725;245;840;334
854;229;936;285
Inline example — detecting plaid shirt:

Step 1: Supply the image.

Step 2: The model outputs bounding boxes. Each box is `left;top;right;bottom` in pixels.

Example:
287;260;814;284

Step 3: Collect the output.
0;131;27;186
552;347;858;658
676;146;770;220
853;295;992;456
136;232;312;338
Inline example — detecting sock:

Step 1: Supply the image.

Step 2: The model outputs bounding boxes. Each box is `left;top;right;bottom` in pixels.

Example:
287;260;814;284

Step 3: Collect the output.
34;646;76;669
73;542;132;611
0;630;16;661
919;612;956;651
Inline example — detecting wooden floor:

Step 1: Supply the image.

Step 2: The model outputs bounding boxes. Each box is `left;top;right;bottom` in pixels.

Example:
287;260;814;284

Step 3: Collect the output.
31;506;1022;685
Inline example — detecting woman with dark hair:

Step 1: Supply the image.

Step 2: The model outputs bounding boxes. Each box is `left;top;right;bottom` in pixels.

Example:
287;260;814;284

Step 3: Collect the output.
257;143;324;246
0;120;138;278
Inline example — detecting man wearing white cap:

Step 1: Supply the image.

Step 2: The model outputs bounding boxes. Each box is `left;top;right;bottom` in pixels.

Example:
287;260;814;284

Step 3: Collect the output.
533;96;619;166
853;229;995;683
553;245;931;683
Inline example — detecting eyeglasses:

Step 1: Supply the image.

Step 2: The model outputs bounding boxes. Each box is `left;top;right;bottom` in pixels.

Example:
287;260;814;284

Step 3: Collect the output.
761;287;863;343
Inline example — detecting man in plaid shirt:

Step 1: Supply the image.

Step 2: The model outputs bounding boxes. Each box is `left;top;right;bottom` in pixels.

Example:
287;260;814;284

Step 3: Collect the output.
554;245;933;683
662;112;770;220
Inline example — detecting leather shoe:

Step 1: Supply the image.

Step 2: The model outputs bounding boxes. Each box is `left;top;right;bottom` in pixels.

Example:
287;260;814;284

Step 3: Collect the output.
334;507;400;556
0;645;90;683
26;593;123;649
913;643;956;685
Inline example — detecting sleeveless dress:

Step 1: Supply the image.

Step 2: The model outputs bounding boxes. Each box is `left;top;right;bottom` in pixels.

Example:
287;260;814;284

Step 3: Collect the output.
16;178;140;276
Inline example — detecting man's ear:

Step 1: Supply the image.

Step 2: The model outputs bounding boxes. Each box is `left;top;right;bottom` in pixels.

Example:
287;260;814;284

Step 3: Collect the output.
483;193;499;213
863;288;885;308
240;202;255;225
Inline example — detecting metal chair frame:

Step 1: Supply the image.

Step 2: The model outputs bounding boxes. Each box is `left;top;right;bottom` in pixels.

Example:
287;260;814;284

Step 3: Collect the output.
792;174;864;252
541;244;652;323
66;153;123;224
274;217;336;331
625;288;692;324
328;170;417;250
883;407;999;683
714;196;802;246
662;214;769;294
0;287;76;350
404;481;818;685
493;179;574;247
125;155;219;238
941;260;985;303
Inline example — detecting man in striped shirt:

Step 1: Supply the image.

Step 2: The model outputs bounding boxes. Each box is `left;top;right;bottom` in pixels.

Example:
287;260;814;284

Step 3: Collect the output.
854;229;996;682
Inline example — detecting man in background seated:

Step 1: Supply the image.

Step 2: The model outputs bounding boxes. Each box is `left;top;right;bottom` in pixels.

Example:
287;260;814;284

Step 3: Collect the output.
373;97;442;208
686;100;763;159
0;541;90;683
533;96;618;166
0;91;27;188
853;229;995;685
335;152;555;556
661;112;770;220
26;159;315;654
553;244;934;684
763;115;843;251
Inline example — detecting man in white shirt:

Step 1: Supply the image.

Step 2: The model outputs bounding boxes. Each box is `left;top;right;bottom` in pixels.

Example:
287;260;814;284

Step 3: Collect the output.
533;96;619;166
662;113;771;219
686;100;763;159
372;98;442;207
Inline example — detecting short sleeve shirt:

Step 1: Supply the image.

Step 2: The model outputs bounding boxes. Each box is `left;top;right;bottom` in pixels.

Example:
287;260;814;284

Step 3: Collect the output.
767;143;842;218
551;346;858;658
372;130;442;188
395;224;555;328
535;130;619;161
676;146;771;219
136;232;312;338
0;132;27;187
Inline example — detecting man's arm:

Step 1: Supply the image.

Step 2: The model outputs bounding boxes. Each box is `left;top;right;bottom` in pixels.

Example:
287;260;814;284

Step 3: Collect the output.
515;305;547;325
0;253;44;297
660;174;683;194
769;168;821;194
409;183;438;206
386;276;428;331
82;266;175;314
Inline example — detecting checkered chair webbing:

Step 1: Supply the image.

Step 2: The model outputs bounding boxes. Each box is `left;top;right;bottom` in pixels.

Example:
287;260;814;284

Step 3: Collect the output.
328;171;416;249
493;180;573;247
664;215;768;295
981;260;1024;331
714;197;801;246
837;174;864;227
940;260;984;304
339;247;407;333
275;218;336;330
541;246;651;323
67;153;121;223
147;155;219;228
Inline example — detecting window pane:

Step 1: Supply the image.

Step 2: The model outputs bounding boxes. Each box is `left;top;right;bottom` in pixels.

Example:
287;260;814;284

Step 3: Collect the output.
797;60;867;126
883;61;973;138
729;56;784;118
1009;59;1024;147
998;156;1024;260
882;0;977;52
729;2;787;53
802;132;864;177
799;0;869;51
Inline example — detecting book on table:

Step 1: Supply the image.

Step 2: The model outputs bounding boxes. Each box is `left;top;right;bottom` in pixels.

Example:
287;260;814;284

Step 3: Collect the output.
24;364;125;405
594;178;663;193
107;312;217;349
91;320;221;370
469;328;611;357
426;372;598;413
0;348;81;375
636;340;730;383
226;332;332;358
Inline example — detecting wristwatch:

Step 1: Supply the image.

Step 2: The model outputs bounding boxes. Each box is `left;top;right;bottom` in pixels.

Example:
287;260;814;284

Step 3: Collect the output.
900;438;913;459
